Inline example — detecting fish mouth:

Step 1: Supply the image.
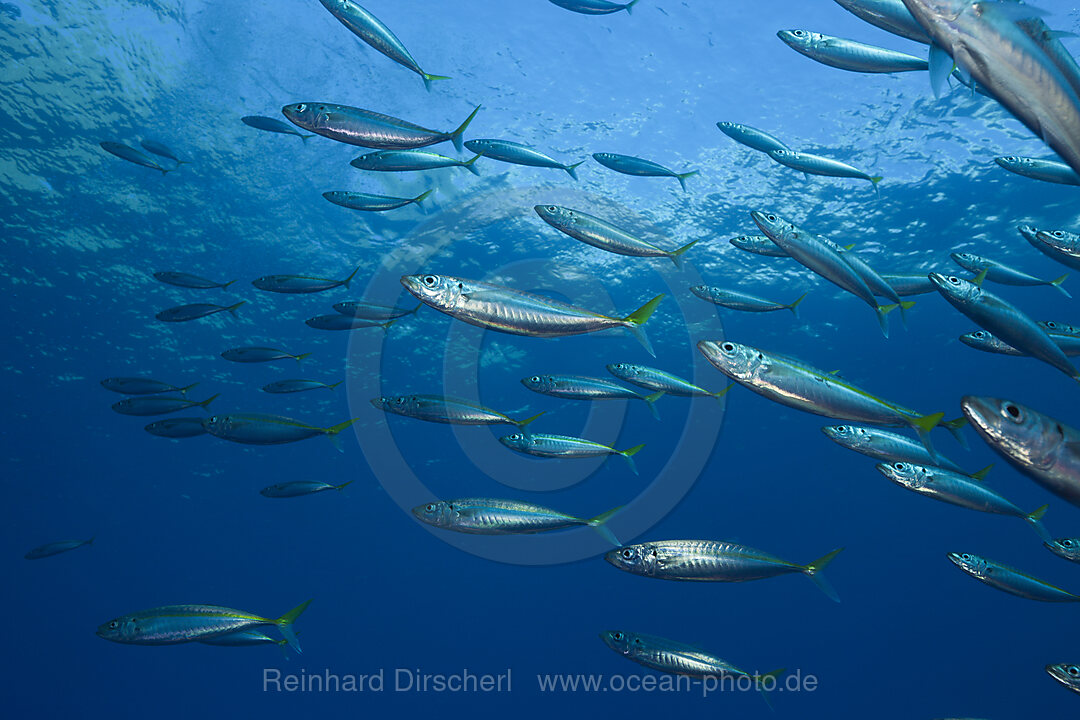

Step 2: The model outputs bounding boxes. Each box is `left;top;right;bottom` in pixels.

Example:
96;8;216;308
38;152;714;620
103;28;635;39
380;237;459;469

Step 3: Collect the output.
400;275;423;296
959;395;997;437
369;397;386;410
926;272;950;291
776;30;804;45
945;552;966;567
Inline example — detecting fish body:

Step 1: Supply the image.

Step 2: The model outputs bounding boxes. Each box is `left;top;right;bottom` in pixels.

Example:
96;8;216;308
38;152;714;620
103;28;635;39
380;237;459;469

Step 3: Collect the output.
994;156;1080;185
413;498;619;543
822;424;965;472
832;0;931;43
153;272;236;290
262;379;342;394
547;0;639;15
716;122;789;154
112;394;218;417
370;394;543;431
100;377;198;396
305;314;395;331
198;630;287;648
350;150;482;175
951;252;1069;295
155;302;245;322
204;413;358;448
260;480;352;498
591;152;697;191
24;538;94;560
1032;230;1080;272
947;552;1080;602
221;347;310;364
241;116;314;141
600;630;780;687
281;103;478;151
729;234;789;257
465;139;583;178
144;417;208;438
400;273;663;355
691;285;807;317
99;141;171;174
606;363;730;400
499;432;644;474
521;374;661;418
880;272;938;296
960;329;1080;357
251;267;358;294
768;149;882;187
334;301;421;321
778;30;929;72
534;205;698;267
323;189;432;211
139;140;186;165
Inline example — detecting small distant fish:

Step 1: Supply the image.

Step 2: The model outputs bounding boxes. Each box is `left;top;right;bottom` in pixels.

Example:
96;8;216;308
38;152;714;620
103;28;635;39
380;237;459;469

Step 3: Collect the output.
153;272;237;290
350;150;482;175
260;480;353;498
323;189;433;212
198;629;290;649
101;377;198;396
729;234;790;258
221;347;311;364
305;315;397;331
1045;538;1080;563
112;394;219;417
821;424;971;475
316;0;449;89
252;267;359;294
204;414;358;451
24;537;94;560
879;273;938;297
951;252;1069;296
99;141;172;175
768;149;882;190
241;116;314;142
413;498;621;544
605;540;843;601
778;30;928;73
994;156;1080;185
947;552;1080;602
591;152;698;191
156;302;245;323
1032;229;1080;272
716;122;790;155
547;0;639;15
521;374;663;419
499;433;645;474
281;103;479;151
371;394;544;433
1046;663;1080;695
606;363;731;401
139;140;188;166
691;285;807;318
144;417;208;438
876;462;1048;541
534;205;699;267
960;328;1080;357
262;379;342;394
465;140;584;179
333;301;422;321
400;273;664;356
962;396;1080;509
831;0;931;44
930;274;1080;382
96;600;311;651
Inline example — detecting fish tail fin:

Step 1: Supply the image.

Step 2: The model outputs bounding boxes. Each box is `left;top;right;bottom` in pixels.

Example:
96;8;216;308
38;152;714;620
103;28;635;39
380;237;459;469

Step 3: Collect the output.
409;302;424;316
897;300;916;330
226;301;246;316
177;382;200;397
587;505;623;546
1051;273;1071;297
380;318;400;333
327;381;344;391
341;266;361;289
565;160;585;180
619;443;645;475
642;391;663;420
463;153;483;176
300;134;315;143
755;668;785;710
333;480;354;492
160;167;171;176
869;176;883;185
712;384;734;402
1027;504;1052;542
624;0;640;12
412;189;434;206
422;73;451;92
622;294;665;357
875;305;891;338
969;463;993;481
515;411;546;439
668;238;701;268
910;411;945;460
787;291;809;319
198;393;220;412
450;104;481;152
294;352;312;365
85;536;95;546
804;547;844;603
676;170;699;192
324;419;359;452
943;416;969;449
275;599;312;654
972;268;988;287
221;280;238;289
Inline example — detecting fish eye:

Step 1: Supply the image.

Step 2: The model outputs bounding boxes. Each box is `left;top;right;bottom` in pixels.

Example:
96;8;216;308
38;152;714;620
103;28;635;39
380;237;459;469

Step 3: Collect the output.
108;621;118;629
1069;666;1080;677
621;548;633;559
422;275;438;287
1047;322;1058;329
766;214;776;221
973;331;985;338
1003;403;1023;421
894;462;904;470
721;342;735;352
530;376;541;383
510;433;522;440
1065;540;1075;547
425;504;435;512
948;276;960;284
792;30;804;36
295;104;306;112
961;554;971;561
547;206;557;212
613;632;623;640
1054;231;1065;238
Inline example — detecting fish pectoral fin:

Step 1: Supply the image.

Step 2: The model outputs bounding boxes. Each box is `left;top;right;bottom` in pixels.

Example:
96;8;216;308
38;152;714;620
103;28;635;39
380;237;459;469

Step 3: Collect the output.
928;44;954;99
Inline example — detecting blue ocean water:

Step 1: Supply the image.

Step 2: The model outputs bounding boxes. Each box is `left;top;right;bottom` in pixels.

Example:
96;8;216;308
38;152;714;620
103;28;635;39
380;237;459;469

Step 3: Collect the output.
5;0;1080;716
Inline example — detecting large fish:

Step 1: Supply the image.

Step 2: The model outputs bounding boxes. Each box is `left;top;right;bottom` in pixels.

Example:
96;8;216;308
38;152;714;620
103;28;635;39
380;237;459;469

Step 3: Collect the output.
606;363;731;401
400;273;664;356
139;140;187;166
950;252;1069;296
100;377;198;395
548;0;639;14
716;122;790;155
413;498;621;544
947;552;1080;602
252;267;359;294
605;540;843;601
316;0;449;89
690;285;807;318
699;340;953;453
832;0;931;43
521;374;663;419
994;156;1080;185
767;150;882;191
350;149;482;175
902;0;1080;175
499;433;645;475
96;601;311;652
465;140;583;179
155;302;245;323
929;273;1080;382
99;141;172;175
24;538;94;560
281;103;479;151
323;189;432;212
370;394;545;434
877;461;1049;540
962;395;1080;508
112;394;218;417
241;116;314;142
534;205;699;267
778;30;929;73
153;271;236;290
204;414;358;451
591;152;698;191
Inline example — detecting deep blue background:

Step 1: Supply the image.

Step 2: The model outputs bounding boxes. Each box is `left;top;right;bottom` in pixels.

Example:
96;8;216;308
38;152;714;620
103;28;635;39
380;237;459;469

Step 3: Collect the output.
4;0;1080;716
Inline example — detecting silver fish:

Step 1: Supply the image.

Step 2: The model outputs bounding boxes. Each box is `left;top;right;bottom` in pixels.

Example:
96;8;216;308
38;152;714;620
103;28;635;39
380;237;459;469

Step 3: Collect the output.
521;374;663;419
690;285;807;318
112;394;218;417
155;302;245;323
591;152;698;191
400;273;664;356
333;300;422;321
778;30;929;73
534;205;699;267
879;272;940;296
729;234;789;257
606;363;731;401
316;0;448;89
499;432;645;475
139;140;187;166
221;347;311;364
768;149;882;190
260;480;352;498
305;314;396;331
994;156;1080;185
1045;538;1080;563
605;540;843;601
962;395;1080;509
822;424;969;473
370;394;545;433
281;103;479;151
204;414;358;451
465;140;583;179
251;267;359;294
716;122;790;154
1046;663;1080;695
547;0;640;15
832;0;931;43
947;552;1080;602
24;537;94;560
350;149;482;175
262;379;343;394
929;273;1079;382
198;629;290;649
241;116;314;142
413;498;620;544
323;189;433;212
144;417;208;438
153;272;236;290
959;328;1080;357
99;141;171;175
1032;229;1080;272
101;377;198;395
877;461;1048;540
951;251;1069;296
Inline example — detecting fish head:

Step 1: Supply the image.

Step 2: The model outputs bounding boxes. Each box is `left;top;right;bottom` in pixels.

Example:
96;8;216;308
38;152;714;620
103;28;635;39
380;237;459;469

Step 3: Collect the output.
203;415;234;435
251;276;284;290
776;29;820;51
463;139;493;154
1037;229;1080;250
606;362;643;381
599;630;642;656
688;285;712;300
1016;224;1039;243
411;501;455;528
605;544;659;576
96;615;142;643
281;102;326;131
1044;538;1080;562
400;274;465;311
499;433;534;451
821;424;870;449
533;204;576;230
1046;663;1080;691
959;330;993;349
697;340;765;381
961;395;1064;471
111;399;131;412
749;210;794;241
1043;320;1080;336
948;252;979;272
928;273;979;303
370;395;416;414
521;375;557;393
876;461;931;490
947;551;989;578
994;156;1031;172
